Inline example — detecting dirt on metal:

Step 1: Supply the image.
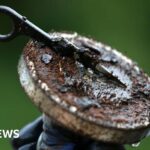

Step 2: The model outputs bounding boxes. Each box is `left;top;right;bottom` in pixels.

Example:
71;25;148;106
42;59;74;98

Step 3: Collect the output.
23;32;150;130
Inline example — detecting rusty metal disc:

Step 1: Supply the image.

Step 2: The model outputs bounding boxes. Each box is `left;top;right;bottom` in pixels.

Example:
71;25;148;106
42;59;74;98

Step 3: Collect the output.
18;32;150;144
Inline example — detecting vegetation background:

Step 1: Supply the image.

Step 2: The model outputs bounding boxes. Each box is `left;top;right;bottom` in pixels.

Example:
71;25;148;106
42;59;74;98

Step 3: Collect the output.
0;0;149;149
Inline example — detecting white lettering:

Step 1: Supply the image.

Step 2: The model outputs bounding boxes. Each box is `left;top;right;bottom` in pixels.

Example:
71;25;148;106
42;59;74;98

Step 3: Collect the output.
0;129;20;138
0;130;2;138
3;130;13;138
13;130;19;138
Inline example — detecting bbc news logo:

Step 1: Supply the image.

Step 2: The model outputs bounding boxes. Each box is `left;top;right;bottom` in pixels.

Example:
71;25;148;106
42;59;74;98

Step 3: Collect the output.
0;129;19;139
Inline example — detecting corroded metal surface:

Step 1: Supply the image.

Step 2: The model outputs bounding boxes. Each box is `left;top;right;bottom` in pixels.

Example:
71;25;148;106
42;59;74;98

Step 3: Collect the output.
18;32;150;144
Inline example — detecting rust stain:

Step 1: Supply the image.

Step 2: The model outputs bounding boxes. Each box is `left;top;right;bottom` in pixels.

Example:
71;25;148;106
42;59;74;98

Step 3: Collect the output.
23;32;150;129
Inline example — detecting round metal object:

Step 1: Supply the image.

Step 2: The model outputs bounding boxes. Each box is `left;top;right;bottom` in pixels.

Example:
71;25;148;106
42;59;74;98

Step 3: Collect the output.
18;32;150;144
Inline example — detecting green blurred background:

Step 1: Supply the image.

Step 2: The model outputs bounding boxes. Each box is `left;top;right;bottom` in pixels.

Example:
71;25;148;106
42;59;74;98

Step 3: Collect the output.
0;0;149;149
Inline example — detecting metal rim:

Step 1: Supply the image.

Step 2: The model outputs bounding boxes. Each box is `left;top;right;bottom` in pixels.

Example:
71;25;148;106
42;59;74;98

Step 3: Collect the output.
18;55;150;144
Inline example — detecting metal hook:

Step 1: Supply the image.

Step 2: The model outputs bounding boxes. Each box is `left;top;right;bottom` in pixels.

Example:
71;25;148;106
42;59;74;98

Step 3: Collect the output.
0;5;54;43
0;6;19;41
0;5;81;54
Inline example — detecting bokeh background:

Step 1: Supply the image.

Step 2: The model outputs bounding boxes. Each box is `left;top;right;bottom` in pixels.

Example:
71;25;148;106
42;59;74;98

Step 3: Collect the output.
0;0;150;149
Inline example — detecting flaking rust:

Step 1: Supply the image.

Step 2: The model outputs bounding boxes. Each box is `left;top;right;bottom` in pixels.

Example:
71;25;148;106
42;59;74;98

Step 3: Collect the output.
2;6;149;144
20;32;150;144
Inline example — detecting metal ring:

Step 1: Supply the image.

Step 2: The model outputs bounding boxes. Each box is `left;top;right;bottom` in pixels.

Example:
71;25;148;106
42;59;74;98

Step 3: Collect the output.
0;6;19;41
